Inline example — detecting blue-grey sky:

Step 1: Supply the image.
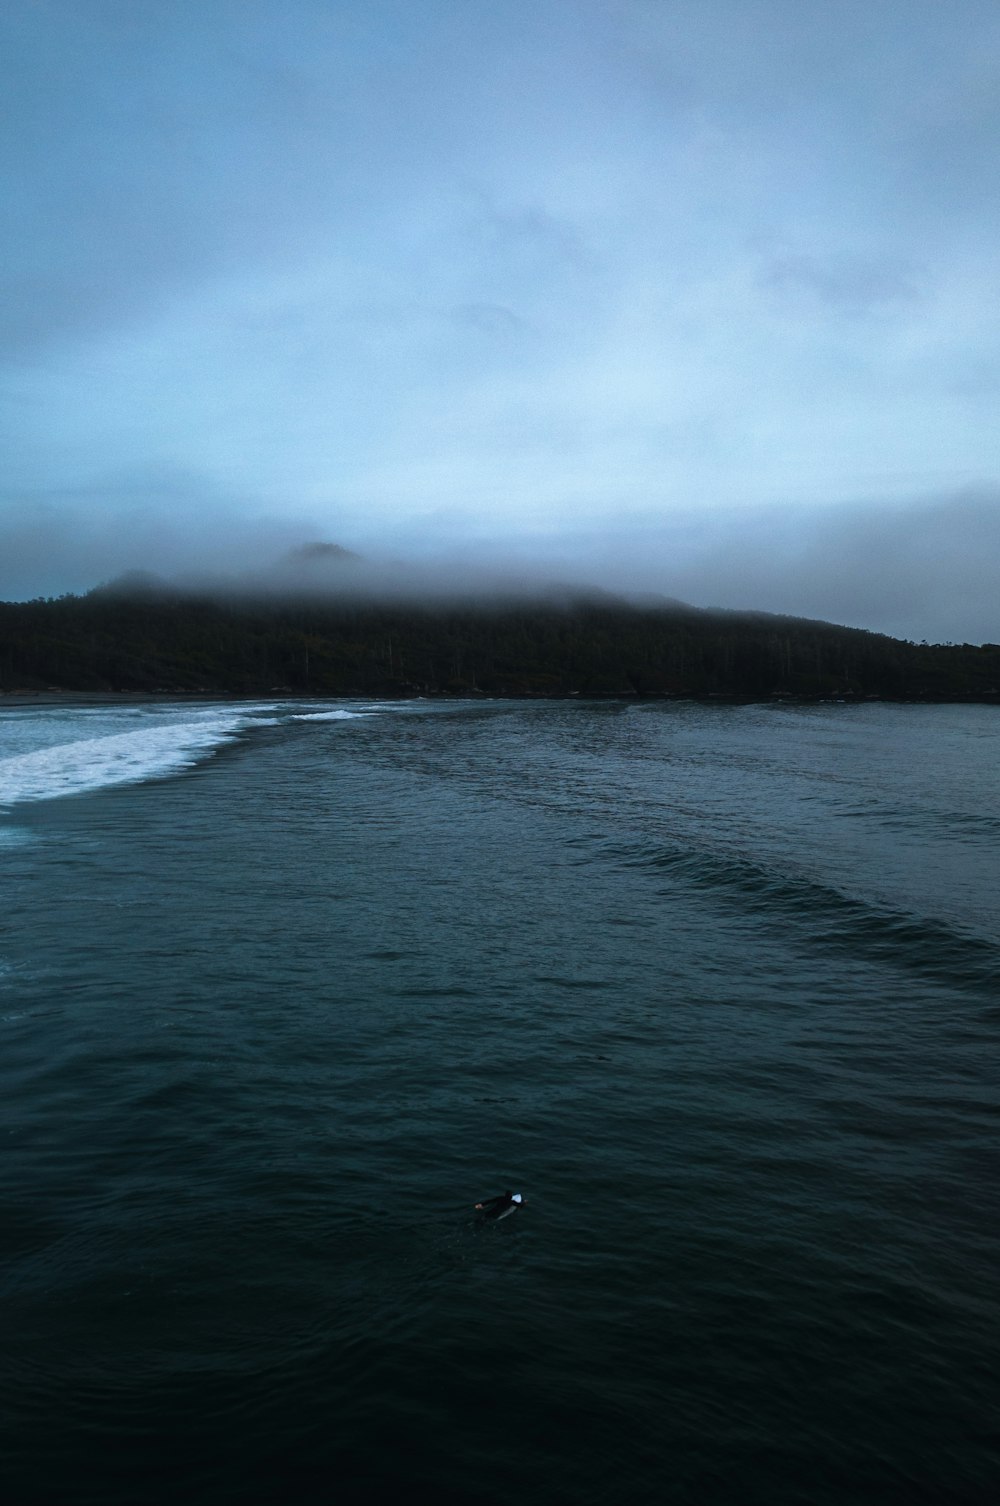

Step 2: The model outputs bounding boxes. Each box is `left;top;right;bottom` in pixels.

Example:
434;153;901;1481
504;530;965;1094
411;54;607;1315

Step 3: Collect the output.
2;0;998;640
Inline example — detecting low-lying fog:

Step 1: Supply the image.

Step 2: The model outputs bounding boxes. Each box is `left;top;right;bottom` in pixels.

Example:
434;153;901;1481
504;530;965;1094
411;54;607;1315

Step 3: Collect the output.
2;485;997;644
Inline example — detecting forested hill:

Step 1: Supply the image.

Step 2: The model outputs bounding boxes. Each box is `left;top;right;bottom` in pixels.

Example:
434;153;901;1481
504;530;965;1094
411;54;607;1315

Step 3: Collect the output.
1;585;998;700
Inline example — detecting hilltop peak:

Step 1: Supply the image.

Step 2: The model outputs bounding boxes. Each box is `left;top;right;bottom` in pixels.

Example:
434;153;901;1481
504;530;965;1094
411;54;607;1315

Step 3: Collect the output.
281;542;362;567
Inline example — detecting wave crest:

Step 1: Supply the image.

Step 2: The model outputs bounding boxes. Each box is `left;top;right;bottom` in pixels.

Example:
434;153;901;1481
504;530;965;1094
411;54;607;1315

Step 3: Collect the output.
0;715;250;807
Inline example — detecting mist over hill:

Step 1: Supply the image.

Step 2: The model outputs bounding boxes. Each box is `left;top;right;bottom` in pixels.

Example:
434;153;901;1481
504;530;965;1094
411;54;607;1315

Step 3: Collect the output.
2;545;998;700
133;539;648;610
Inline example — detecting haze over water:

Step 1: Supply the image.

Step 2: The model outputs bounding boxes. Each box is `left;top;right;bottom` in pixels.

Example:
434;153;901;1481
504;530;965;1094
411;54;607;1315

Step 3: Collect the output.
1;697;998;1504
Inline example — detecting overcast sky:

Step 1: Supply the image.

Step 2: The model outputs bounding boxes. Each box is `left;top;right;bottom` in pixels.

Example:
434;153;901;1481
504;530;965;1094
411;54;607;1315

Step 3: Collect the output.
2;0;998;640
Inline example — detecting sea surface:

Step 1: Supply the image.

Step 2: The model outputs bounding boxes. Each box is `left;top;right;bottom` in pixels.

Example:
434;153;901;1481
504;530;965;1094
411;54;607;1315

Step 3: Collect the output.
1;696;998;1505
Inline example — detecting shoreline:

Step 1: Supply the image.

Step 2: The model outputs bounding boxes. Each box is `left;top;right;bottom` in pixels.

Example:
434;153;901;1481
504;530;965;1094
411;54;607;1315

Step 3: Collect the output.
2;688;998;710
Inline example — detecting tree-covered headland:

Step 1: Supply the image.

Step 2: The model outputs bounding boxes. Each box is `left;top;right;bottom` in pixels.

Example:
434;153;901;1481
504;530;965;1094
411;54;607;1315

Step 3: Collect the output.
1;575;998;700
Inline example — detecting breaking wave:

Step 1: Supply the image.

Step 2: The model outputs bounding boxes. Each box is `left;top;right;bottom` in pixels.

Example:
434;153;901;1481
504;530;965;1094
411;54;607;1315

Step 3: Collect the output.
290;709;372;722
0;713;256;808
0;701;411;809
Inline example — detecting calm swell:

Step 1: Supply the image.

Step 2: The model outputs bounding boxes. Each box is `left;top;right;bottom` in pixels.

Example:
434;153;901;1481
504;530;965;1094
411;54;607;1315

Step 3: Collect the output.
1;699;998;1504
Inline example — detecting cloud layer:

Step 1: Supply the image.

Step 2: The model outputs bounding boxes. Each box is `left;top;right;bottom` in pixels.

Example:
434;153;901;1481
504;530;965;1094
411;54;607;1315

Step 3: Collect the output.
2;479;996;645
1;1;998;638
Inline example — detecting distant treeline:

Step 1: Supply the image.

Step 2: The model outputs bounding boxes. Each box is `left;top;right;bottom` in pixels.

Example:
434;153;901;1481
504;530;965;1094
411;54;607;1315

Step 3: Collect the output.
1;585;999;700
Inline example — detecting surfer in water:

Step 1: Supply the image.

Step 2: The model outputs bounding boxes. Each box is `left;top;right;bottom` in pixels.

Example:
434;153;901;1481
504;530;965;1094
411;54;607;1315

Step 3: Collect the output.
474;1190;523;1219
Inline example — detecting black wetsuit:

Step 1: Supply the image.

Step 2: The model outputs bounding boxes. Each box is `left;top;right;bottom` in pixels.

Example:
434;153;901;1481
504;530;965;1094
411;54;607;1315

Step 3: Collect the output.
477;1192;518;1218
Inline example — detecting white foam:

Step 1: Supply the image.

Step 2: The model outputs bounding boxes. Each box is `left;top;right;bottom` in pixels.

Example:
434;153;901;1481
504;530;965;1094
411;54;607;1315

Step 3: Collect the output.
291;709;372;721
0;713;250;808
0;700;383;809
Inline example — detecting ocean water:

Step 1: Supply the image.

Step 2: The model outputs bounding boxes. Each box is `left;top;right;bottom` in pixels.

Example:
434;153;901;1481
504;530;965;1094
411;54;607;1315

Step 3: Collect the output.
1;696;998;1505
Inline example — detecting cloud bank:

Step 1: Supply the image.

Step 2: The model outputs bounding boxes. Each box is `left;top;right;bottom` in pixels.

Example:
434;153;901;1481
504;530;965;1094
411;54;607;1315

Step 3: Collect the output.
1;1;997;639
2;478;996;644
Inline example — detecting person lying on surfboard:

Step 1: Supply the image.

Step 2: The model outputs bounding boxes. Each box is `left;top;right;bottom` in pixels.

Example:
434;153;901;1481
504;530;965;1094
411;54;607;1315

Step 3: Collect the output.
474;1190;523;1218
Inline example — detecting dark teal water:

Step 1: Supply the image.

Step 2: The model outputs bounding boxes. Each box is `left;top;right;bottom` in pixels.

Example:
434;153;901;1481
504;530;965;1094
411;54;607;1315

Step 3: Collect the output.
2;699;998;1504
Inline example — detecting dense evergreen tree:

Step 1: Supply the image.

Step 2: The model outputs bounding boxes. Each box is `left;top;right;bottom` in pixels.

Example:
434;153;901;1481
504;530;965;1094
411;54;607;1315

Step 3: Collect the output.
1;584;998;700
